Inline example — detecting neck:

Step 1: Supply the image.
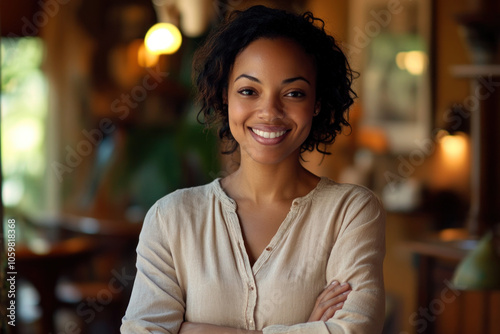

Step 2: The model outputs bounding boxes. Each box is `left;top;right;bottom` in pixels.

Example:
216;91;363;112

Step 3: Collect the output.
223;151;319;204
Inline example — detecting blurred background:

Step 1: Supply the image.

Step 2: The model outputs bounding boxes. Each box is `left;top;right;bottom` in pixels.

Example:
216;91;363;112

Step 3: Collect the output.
1;0;499;333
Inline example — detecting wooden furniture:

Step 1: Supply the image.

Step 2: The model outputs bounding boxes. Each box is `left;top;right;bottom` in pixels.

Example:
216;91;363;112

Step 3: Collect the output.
454;0;500;237
406;234;500;334
15;234;99;334
11;213;142;334
450;65;500;237
51;214;141;334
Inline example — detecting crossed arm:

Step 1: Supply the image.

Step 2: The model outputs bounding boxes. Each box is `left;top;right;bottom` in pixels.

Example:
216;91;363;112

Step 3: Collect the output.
179;281;352;334
121;189;385;334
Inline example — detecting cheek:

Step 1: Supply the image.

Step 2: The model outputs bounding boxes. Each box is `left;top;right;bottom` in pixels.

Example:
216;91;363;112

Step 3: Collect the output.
295;105;315;126
227;105;244;139
302;121;314;138
227;100;249;126
296;114;314;140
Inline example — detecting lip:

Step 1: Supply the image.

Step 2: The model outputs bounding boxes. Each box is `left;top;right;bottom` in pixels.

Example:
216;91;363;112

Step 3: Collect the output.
249;126;289;145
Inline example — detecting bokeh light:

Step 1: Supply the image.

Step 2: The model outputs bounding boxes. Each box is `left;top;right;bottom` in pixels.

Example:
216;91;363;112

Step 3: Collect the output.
145;23;182;55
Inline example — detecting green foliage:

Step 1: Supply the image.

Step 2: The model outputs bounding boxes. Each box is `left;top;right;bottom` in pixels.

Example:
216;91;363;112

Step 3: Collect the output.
1;37;48;213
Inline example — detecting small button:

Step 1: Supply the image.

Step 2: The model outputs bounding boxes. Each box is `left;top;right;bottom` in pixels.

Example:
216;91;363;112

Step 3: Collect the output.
266;247;272;251
249;285;254;290
249;320;254;325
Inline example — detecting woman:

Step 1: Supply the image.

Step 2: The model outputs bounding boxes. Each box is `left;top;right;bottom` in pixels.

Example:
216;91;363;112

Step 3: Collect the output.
121;5;385;334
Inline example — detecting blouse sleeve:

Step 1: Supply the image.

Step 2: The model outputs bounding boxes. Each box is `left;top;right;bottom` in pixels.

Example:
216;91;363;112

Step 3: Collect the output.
121;202;185;334
262;190;386;334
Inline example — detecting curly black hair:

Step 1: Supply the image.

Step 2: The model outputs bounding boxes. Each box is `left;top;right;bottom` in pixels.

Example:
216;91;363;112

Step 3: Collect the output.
193;5;356;155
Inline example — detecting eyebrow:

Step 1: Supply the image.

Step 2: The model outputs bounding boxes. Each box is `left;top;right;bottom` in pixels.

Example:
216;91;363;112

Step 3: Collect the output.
234;74;310;85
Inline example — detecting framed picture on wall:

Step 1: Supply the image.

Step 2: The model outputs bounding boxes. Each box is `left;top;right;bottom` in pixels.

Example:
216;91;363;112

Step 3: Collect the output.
348;0;433;154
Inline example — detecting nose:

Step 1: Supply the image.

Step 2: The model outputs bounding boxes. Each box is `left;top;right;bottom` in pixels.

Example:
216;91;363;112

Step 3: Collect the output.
258;94;284;121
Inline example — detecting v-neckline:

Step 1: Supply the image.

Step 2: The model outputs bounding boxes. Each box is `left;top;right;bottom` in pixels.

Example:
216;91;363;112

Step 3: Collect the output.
214;177;325;274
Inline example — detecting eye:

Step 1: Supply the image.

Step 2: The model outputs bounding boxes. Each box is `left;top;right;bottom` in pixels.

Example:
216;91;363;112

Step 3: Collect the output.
285;91;305;98
238;89;256;96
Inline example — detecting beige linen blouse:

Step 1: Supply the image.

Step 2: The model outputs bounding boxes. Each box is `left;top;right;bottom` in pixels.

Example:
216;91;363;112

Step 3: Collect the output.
121;177;386;333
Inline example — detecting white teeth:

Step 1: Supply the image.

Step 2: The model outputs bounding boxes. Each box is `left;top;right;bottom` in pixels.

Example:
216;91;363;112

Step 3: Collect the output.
252;128;287;139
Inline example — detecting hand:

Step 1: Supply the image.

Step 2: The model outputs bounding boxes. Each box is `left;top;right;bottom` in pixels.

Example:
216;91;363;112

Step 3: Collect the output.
308;281;351;322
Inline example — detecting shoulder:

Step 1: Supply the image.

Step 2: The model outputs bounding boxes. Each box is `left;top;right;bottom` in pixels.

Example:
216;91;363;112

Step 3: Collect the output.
314;178;385;227
154;180;217;213
316;177;382;206
140;180;220;234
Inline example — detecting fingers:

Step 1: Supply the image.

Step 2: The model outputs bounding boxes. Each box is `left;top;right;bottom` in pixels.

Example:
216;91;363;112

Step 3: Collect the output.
320;301;344;321
314;281;345;307
319;281;351;304
319;289;351;321
308;281;352;322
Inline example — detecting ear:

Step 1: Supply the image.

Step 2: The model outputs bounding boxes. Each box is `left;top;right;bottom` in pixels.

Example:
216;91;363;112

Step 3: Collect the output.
314;101;321;116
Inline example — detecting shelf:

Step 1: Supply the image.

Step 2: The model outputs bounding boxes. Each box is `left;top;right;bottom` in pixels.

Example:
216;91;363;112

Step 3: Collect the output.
451;64;500;78
404;239;472;261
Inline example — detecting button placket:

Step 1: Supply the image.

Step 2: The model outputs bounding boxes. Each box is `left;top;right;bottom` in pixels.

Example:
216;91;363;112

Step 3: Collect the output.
247;281;257;330
229;209;258;331
224;208;257;330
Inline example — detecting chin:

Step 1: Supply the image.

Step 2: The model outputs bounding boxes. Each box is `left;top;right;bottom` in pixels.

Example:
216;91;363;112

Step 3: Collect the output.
245;149;299;166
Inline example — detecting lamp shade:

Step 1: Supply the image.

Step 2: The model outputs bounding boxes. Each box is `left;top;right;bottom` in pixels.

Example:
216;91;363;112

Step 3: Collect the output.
452;231;500;290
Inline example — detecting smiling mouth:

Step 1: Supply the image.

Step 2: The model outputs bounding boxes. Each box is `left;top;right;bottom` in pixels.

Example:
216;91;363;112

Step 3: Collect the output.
251;128;288;139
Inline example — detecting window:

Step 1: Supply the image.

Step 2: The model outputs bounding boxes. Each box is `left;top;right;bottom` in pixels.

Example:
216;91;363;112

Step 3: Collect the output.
1;37;48;214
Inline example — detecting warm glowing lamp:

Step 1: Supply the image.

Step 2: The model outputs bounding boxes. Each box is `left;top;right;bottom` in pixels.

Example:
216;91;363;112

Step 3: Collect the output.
431;130;470;192
438;131;469;163
145;23;182;55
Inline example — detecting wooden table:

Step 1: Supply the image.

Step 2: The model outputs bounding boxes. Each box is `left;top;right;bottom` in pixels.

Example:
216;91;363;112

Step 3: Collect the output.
11;213;142;334
14;234;99;334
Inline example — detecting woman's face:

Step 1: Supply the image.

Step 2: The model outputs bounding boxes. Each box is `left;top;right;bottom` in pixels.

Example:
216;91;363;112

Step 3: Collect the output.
227;37;318;166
